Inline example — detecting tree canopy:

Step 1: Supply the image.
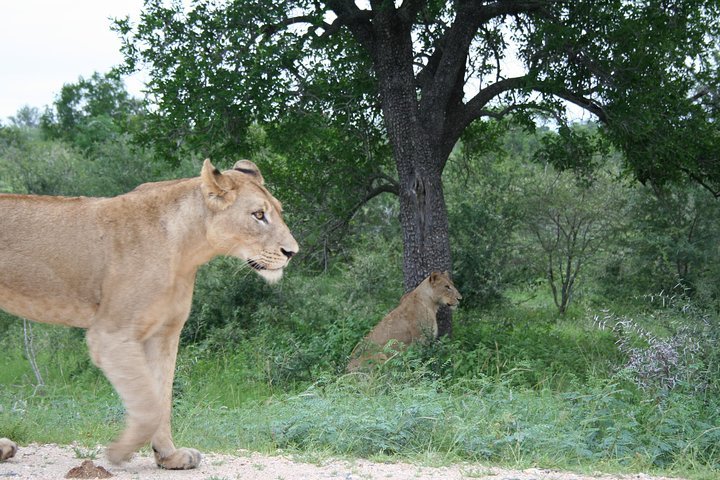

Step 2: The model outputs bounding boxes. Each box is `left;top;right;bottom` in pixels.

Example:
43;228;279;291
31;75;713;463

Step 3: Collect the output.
117;1;719;179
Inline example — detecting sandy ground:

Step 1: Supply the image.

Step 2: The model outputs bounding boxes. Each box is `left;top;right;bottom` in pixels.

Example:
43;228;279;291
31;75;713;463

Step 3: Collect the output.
0;443;690;480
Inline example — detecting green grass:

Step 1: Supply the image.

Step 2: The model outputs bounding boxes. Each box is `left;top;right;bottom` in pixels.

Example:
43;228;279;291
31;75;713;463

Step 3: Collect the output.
1;276;718;479
2;364;718;479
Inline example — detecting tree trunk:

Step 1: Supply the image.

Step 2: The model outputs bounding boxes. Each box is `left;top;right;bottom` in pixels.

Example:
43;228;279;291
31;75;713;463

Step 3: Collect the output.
398;171;453;336
369;8;454;336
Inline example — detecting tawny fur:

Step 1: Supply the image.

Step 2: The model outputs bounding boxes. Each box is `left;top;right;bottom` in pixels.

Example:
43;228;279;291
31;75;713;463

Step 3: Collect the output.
347;272;461;372
0;438;17;462
0;159;298;470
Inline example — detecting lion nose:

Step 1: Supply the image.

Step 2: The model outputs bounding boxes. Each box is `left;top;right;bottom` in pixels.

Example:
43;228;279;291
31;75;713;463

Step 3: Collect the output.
281;247;296;259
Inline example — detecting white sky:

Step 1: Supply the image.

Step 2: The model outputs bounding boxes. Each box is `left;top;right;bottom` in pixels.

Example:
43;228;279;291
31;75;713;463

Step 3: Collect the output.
0;0;147;122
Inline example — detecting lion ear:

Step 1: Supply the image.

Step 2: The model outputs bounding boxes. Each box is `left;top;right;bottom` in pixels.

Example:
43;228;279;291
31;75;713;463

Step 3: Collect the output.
201;159;236;211
429;271;441;285
233;160;265;185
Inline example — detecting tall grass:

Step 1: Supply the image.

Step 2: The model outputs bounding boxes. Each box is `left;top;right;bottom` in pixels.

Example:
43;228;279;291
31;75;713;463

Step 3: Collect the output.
225;372;719;473
4;357;717;478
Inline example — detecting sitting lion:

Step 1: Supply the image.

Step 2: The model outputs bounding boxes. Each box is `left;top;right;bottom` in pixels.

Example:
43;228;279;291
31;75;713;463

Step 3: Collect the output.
0;159;298;470
347;271;461;372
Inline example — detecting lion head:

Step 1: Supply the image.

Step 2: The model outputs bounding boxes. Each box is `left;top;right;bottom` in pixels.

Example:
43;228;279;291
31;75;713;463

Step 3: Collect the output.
200;159;298;283
428;271;462;309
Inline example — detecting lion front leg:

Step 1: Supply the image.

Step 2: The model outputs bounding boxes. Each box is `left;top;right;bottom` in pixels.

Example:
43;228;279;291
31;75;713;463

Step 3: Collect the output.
86;327;162;465
144;328;201;470
0;438;17;461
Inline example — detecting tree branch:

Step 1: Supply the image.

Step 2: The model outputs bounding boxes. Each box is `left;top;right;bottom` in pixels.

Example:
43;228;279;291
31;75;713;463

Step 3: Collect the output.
416;1;548;106
679;166;720;198
478;102;559;120
562;45;617;88
548;89;609;123
320;8;374;39
325;0;375;49
448;75;609;147
417;2;485;123
353;176;400;217
689;85;712;103
398;0;428;24
464;76;532;119
328;176;400;236
261;15;320;36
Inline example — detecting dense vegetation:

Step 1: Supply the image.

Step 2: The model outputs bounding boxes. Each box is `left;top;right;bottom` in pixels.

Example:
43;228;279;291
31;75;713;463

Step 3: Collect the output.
1;70;719;479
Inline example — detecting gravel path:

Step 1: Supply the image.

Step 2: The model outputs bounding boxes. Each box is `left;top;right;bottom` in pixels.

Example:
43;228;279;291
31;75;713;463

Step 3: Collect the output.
0;444;688;480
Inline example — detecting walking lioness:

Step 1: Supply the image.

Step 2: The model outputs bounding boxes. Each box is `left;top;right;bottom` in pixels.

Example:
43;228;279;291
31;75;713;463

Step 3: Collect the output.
0;159;298;469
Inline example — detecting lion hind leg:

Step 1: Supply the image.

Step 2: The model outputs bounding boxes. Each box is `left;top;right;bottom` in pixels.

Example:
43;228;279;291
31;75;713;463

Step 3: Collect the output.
0;438;17;461
86;328;161;465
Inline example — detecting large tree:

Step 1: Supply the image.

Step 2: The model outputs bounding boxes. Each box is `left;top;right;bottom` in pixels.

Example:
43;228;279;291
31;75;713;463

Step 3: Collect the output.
117;0;720;334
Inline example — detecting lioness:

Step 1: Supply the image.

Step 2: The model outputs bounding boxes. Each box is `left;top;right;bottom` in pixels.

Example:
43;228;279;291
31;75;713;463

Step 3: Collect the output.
0;159;298;470
347;271;461;372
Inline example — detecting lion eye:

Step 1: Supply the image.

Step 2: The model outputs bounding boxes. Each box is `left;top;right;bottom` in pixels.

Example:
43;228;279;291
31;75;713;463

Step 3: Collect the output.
252;210;266;222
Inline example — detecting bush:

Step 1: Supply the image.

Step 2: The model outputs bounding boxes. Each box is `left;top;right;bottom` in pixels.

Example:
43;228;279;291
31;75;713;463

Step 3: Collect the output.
188;235;404;387
595;288;720;398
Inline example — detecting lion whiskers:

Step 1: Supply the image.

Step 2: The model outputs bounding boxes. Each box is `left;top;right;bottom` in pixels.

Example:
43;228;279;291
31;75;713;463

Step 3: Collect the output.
228;251;265;279
221;241;287;284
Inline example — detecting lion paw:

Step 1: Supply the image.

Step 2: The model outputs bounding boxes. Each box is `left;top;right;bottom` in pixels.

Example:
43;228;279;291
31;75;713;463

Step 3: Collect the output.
0;438;18;461
154;447;201;470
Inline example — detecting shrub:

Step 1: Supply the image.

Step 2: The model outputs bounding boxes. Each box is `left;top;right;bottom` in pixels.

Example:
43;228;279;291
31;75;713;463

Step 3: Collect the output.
595;289;719;397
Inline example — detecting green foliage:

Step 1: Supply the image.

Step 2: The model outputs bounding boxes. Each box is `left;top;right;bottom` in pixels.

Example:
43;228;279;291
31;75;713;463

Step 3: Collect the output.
117;0;720;196
446;125;528;307
181;257;273;344
247;375;720;471
441;308;622;389
0;78;172;198
0;124;172;197
8;106;41;129
0;127;84;195
2;245;719;475
4;351;719;475
534;124;612;180
41;71;145;153
520;160;627;313
244;120;395;268
611;183;720;300
187;235;404;386
115;0;720;308
184;246;627;392
525;0;720;192
114;0;380;165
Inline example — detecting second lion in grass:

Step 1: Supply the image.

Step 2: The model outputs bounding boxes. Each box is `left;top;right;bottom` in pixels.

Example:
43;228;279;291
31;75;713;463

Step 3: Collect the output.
347;271;461;371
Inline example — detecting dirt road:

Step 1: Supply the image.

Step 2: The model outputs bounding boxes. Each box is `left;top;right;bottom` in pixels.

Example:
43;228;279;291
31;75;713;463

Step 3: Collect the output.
0;443;688;480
